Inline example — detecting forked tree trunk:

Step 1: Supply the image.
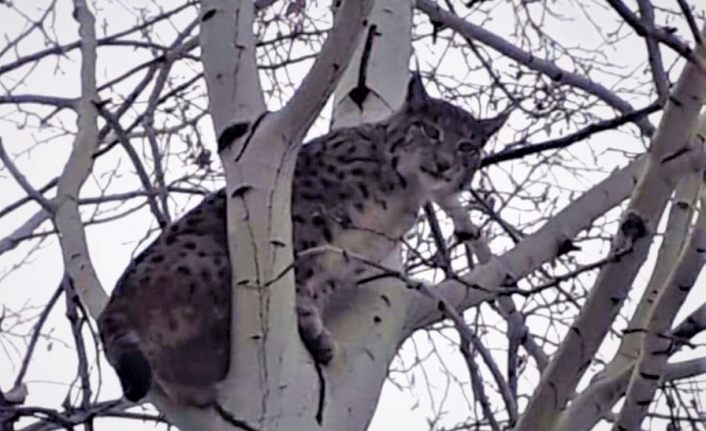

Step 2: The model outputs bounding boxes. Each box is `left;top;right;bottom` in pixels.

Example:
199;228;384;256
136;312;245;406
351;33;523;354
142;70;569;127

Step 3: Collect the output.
515;24;706;431
60;2;706;430
150;1;419;430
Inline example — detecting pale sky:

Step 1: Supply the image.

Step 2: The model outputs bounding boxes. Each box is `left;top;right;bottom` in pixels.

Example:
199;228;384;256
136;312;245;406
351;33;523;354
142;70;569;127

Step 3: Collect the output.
1;1;705;430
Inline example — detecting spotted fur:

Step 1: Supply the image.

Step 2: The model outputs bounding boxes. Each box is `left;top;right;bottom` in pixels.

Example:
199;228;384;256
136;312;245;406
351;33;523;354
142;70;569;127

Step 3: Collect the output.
98;74;506;404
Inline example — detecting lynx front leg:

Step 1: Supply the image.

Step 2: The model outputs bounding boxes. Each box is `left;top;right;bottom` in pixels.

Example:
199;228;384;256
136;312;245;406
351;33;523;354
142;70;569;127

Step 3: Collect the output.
434;194;482;242
296;273;338;364
433;192;492;259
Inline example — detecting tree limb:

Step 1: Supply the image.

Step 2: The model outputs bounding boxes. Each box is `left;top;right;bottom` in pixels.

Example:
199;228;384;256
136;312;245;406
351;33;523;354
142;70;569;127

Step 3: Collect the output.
515;23;706;431
415;0;656;136
614;195;706;429
280;0;375;140
408;155;648;332
52;0;107;318
200;0;265;137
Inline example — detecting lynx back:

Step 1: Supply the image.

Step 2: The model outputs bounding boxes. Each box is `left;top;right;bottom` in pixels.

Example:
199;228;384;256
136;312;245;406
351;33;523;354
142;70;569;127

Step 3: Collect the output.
98;74;506;404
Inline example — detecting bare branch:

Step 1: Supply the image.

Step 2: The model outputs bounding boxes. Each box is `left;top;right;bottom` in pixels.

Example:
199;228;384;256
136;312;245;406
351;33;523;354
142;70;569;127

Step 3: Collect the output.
482;102;662;167
7;399;164;431
676;0;704;46
515;24;706;431
0;139;54;213
63;276;94;431
409;155;648;331
0;2;198;77
13;285;63;388
554;356;706;431
53;0;107;318
280;0;375;140
672;300;706;341
0;95;75;109
97;106;169;228
664;358;706;382
606;164;702;378
567;115;706;431
615;195;706;429
636;0;671;100
606;0;693;58
0;210;49;257
415;0;657;136
434;194;535;415
0;179;56;220
200;0;265;136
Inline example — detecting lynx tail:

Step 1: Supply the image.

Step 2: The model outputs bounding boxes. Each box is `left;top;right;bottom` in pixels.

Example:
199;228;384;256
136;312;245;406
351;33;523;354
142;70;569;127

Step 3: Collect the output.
113;343;152;401
98;313;152;402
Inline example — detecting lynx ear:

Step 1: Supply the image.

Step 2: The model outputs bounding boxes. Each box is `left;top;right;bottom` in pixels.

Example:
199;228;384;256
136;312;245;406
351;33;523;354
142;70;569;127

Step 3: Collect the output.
406;73;429;112
479;111;509;138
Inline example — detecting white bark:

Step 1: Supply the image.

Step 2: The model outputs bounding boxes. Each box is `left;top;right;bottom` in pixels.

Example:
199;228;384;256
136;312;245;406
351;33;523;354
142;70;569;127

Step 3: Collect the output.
50;4;704;430
314;2;415;429
10;2;706;430
673;300;706;340
200;3;290;428
614;200;706;429
554;112;706;431
321;254;416;430
616;113;706;370
331;0;413;128
199;0;265;135
664;358;706;381
53;0;108;318
0;210;49;256
409;156;647;331
515;25;706;431
552;358;706;431
154;1;375;430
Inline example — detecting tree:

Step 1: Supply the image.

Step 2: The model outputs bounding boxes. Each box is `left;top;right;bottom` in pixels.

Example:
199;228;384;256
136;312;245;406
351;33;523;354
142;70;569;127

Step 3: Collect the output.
1;0;706;430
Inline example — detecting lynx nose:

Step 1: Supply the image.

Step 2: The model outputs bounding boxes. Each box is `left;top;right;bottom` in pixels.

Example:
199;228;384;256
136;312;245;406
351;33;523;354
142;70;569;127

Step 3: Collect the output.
436;159;451;172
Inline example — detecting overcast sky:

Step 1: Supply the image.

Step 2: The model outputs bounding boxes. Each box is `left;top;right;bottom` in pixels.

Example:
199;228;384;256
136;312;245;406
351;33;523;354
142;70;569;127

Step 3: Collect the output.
1;1;705;430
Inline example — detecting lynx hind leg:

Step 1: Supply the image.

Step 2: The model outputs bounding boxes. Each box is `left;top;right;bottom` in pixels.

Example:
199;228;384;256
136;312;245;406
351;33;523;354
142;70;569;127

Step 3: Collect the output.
296;273;339;364
297;297;337;365
98;311;153;401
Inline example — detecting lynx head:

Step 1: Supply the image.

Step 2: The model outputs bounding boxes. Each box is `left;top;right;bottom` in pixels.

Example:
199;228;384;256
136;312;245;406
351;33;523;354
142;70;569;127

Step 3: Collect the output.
393;74;507;192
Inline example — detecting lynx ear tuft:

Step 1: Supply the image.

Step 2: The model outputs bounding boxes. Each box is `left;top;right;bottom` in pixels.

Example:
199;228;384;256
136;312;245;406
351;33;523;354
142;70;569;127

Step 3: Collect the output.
406;73;429;112
479;111;509;138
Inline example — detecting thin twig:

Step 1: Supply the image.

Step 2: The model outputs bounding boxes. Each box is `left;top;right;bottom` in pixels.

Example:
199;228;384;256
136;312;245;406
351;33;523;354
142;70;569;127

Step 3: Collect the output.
62;276;93;431
415;0;657;136
97;107;168;228
482;102;662;167
606;0;693;58
0;179;57;220
676;0;704;46
14;286;63;388
0;2;198;76
0;138;54;213
423;202;454;276
637;0;670;100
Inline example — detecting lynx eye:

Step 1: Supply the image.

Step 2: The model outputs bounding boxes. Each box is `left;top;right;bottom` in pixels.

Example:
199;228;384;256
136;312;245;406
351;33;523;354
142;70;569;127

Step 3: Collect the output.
457;140;477;153
422;123;440;140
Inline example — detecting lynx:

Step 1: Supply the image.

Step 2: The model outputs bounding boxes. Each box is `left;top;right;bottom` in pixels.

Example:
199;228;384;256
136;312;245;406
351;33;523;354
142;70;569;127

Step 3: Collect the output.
98;74;506;405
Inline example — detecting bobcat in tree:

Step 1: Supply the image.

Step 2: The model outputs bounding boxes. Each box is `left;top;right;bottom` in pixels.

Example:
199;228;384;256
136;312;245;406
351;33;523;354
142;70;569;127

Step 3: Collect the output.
98;74;506;405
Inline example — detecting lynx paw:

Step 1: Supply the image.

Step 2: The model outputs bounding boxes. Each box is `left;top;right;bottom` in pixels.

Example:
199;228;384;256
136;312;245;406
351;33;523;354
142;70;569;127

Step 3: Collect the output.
297;302;337;364
301;328;337;365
